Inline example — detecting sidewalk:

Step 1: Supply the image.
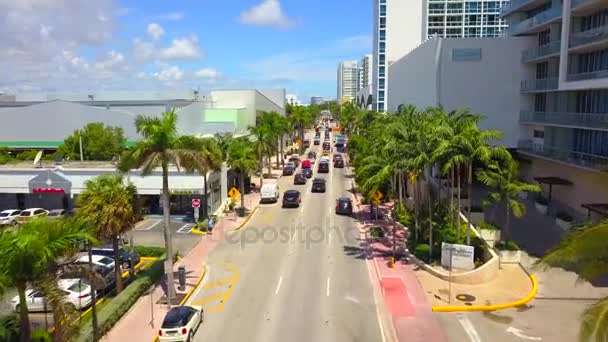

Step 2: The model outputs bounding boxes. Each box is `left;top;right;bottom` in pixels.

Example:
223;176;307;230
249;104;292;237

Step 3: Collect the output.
104;191;262;342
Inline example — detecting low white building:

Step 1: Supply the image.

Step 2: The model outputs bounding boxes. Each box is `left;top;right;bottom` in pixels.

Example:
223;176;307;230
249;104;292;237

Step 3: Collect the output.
387;37;534;148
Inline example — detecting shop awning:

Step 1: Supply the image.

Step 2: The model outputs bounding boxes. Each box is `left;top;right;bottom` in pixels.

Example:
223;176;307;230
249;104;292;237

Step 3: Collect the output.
534;176;573;201
581;203;608;219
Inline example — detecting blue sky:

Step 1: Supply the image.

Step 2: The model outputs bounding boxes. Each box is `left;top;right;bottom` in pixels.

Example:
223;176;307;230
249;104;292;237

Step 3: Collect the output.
0;0;372;102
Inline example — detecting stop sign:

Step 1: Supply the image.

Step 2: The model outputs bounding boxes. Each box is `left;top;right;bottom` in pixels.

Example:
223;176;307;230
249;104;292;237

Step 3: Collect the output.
191;198;201;208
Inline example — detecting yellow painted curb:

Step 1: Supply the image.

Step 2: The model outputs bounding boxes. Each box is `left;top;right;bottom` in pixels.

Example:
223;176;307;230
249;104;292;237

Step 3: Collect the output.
140;256;158;261
232;205;259;232
152;263;207;341
191;228;207;235
432;274;538;313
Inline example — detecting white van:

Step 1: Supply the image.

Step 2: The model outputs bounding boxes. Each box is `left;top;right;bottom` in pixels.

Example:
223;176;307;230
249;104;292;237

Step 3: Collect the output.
260;183;280;203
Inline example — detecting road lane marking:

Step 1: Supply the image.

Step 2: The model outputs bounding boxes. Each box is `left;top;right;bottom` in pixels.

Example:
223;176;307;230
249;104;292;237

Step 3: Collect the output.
275;276;283;295
142;219;162;231
457;313;483;342
326;277;331;297
177;223;193;234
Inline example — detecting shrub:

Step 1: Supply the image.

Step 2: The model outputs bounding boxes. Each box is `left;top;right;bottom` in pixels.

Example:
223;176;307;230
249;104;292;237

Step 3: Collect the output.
16;150;41;161
535;196;549;205
495;240;520;251
556;211;573;222
194;221;209;231
414;244;430;261
76;257;165;342
369;226;384;238
0;314;19;342
134;246;166;257
470;236;488;263
478;221;499;230
394;203;413;226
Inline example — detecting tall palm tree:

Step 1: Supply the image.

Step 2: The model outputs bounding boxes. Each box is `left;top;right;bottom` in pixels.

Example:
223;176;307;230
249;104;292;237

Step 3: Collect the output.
227;138;257;210
536;221;608;342
213;133;233;161
118;110;210;302
0;218;94;342
188;137;223;218
476;158;541;240
249;116;277;185
288;106;313;154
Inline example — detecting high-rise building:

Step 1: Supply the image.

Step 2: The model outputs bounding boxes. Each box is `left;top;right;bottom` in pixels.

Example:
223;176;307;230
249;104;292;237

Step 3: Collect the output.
310;96;325;105
337;61;359;103
373;0;510;111
359;54;373;90
501;0;608;216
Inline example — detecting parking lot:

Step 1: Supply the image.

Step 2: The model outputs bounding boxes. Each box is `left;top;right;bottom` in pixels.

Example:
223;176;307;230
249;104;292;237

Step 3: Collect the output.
128;217;202;257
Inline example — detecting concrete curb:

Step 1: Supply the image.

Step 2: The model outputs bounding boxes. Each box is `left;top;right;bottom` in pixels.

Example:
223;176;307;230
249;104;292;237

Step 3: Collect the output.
432;274;539;312
232;205;259;232
191;228;207;235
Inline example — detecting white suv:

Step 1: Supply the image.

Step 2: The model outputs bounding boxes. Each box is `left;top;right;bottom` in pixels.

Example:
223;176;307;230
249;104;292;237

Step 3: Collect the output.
0;209;21;226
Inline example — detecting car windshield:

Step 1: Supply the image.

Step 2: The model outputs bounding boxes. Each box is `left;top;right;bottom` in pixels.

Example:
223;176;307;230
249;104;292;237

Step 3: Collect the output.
67;282;88;292
162;308;190;328
20;212;31;216
0;213;9;217
97;257;114;265
48;211;62;216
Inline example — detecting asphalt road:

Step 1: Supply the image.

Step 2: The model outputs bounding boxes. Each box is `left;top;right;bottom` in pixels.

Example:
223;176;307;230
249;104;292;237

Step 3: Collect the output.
128;218;200;257
189;132;385;342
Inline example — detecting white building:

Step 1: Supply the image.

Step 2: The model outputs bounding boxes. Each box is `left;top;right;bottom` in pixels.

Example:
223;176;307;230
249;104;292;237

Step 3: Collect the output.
337;61;359;103
359;54;373;91
286;94;302;106
388;37;534;148
501;0;608;217
373;0;510;112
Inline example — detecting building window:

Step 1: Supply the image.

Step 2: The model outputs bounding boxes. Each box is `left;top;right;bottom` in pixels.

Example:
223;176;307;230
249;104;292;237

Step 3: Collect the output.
465;1;481;13
536;62;549;79
380;4;386;16
428;28;444;37
429;3;444;14
379;54;385;64
380;17;386;29
534;93;547;112
379;42;386;53
446;28;463;37
573;48;608;74
378;103;385;112
379;29;386;41
575;89;608;113
447;2;463;14
378;90;385;101
379;66;385;77
465;27;480;37
379;79;385;89
574;129;608;157
580;9;608;32
533;130;544;138
538;29;551;46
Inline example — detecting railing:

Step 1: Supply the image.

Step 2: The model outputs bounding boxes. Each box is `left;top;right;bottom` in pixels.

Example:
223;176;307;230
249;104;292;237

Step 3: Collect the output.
519;110;608;130
567;69;608;82
507;7;562;36
522;41;561;62
517;140;608;171
572;0;602;9
500;0;537;16
520;78;559;92
570;25;608;48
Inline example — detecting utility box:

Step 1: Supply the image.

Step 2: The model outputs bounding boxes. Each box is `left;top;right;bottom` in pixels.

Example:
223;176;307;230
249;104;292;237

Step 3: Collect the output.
178;266;186;291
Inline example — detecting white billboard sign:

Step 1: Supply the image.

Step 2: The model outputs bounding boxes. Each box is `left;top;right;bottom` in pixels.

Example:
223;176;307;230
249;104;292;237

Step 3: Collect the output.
441;242;475;271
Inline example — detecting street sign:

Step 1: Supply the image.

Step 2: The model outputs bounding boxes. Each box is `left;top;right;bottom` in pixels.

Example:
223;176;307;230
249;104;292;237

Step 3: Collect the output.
191;198;201;208
372;191;383;202
228;187;240;198
441;242;474;270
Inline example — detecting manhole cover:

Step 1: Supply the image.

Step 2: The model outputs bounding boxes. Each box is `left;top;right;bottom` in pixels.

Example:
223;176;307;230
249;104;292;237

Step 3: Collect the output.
456;294;476;302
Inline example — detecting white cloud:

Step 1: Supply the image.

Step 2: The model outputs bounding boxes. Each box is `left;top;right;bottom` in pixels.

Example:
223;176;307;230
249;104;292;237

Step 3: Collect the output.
159;35;202;60
240;0;295;28
155;12;184;21
132;38;156;62
146;23;165;40
194;68;220;79
153;65;184;81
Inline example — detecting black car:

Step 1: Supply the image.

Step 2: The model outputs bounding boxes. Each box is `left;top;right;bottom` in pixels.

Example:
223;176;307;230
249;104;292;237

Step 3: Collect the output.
282;190;301;208
283;166;295;176
334;159;344;168
294;173;307;185
303;140;310;148
288;157;300;167
318;161;330;173
311;178;326;193
91;245;141;269
314;139;320;145
307;151;317;159
302;168;313;178
333;154;343;162
322;141;331;150
335;197;353;215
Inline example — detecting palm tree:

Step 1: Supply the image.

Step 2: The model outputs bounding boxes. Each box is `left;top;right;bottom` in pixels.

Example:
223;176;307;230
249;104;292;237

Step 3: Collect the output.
0;218;94;342
288;106;313;154
476;158;541;241
536;221;608;342
118;110;210;302
227;138;257;211
187;137;223;218
249;117;276;185
213;133;233;161
76;175;138;293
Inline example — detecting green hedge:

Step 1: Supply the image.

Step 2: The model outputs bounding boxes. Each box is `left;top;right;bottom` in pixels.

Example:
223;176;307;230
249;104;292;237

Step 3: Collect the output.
134;246;166;258
414;244;430;261
77;257;165;342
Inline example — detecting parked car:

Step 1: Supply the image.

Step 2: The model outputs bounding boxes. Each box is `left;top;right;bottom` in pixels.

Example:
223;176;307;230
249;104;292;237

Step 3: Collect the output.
16;208;48;224
288;155;300;167
74;254;116;270
314;139;320;145
282;166;295;176
158;306;203;342
91;245;141;270
311;178;326;193
335;197;354;215
333;154;343;163
303;139;310;148
293;173;307;185
322;141;331;150
0;209;21;226
47;209;67;219
286;161;296;169
302;168;313;178
318;160;330;173
12;279;93;312
282;190;302;208
260;183;280;203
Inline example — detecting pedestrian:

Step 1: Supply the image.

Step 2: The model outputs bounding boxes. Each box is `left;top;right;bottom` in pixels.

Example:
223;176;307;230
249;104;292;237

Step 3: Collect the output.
207;216;214;233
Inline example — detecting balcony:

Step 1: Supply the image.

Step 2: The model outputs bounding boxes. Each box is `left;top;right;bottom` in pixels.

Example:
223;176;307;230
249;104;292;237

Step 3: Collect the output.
518;140;608;171
500;0;546;17
519;110;608;130
571;0;604;14
520;78;559;93
570;25;608;50
507;7;562;36
521;41;561;63
567;69;608;82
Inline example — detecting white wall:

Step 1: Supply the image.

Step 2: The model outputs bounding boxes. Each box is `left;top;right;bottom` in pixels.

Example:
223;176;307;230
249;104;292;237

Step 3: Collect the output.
386;0;426;64
388;37;535;148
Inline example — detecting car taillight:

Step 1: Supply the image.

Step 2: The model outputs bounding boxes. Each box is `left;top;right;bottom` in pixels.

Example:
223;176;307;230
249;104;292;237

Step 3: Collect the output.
78;294;89;299
158;330;163;336
181;328;188;335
